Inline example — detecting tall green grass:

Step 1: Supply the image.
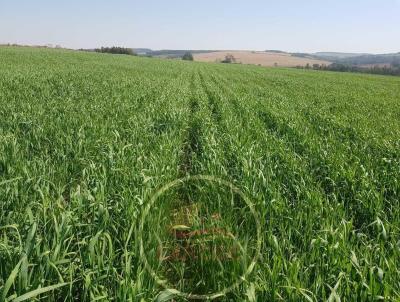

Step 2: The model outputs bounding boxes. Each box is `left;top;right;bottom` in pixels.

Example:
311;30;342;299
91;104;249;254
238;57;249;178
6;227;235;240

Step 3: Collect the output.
0;46;399;301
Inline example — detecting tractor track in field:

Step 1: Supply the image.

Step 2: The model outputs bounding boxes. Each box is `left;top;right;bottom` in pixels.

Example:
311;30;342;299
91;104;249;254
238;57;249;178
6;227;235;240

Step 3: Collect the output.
198;71;243;180
199;73;222;125
174;72;205;216
159;73;204;281
178;74;203;178
162;72;242;289
179;98;202;176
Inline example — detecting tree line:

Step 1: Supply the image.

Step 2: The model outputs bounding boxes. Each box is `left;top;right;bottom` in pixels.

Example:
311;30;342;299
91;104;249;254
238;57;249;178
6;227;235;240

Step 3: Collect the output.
296;63;400;76
338;54;400;66
94;47;136;56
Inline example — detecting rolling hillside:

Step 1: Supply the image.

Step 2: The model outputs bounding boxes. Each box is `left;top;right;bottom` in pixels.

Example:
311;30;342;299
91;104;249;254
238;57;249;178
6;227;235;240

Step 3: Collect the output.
194;50;331;67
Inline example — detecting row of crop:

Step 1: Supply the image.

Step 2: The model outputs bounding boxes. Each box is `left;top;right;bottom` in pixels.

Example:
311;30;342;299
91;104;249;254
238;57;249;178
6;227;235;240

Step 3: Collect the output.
202;64;399;300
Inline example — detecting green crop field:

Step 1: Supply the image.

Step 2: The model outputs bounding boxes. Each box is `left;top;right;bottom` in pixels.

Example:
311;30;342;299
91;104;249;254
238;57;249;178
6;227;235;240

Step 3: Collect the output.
0;46;399;301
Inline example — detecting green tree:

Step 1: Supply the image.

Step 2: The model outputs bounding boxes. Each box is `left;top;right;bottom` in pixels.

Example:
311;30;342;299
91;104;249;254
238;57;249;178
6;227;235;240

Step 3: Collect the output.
95;46;136;56
182;52;194;61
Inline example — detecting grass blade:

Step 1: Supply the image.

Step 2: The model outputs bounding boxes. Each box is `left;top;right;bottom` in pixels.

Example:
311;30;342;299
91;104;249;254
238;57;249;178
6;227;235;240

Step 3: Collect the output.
12;283;68;302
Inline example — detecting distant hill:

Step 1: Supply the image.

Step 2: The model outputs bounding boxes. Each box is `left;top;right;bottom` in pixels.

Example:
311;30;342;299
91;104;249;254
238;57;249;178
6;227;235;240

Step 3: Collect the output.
313;52;369;59
291;52;367;60
132;48;152;55
336;53;400;66
265;50;287;54
310;52;400;66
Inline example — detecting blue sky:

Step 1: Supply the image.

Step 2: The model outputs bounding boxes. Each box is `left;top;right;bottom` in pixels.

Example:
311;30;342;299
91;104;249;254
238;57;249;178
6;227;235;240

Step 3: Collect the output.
1;0;399;53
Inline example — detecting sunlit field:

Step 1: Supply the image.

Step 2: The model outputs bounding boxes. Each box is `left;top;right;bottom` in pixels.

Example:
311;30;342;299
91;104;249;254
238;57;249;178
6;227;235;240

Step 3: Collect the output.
0;46;399;301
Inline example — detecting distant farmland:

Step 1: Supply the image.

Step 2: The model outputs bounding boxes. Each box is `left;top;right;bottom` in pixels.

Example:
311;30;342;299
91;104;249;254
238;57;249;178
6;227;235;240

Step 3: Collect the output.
194;50;331;67
0;46;399;301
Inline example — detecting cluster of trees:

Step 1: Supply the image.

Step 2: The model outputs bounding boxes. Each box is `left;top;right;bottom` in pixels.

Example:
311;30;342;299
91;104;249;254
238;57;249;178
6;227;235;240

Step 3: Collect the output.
182;52;193;61
221;54;237;64
94;47;136;56
296;63;400;76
